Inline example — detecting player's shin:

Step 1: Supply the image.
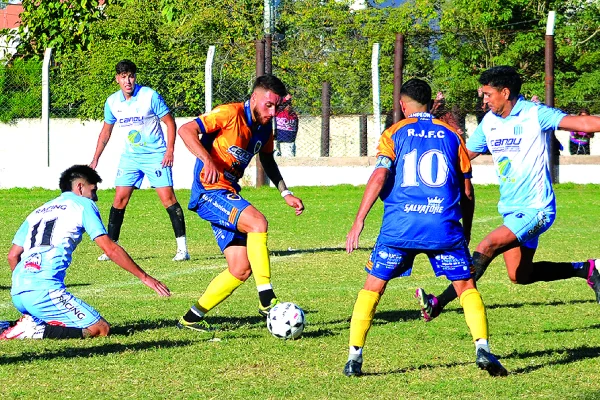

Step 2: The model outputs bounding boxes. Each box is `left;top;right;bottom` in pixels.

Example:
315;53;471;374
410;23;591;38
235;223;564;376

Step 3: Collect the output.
43;325;84;339
185;269;244;322
349;289;380;355
108;206;126;242
247;232;276;306
459;288;488;343
166;202;186;241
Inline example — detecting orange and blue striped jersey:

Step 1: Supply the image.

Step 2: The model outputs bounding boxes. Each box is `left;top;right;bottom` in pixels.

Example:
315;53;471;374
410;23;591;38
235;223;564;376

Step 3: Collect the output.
375;112;472;250
189;101;274;210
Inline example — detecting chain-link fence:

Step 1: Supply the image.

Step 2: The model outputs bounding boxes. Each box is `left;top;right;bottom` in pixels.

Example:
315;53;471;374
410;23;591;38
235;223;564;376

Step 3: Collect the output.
1;27;599;158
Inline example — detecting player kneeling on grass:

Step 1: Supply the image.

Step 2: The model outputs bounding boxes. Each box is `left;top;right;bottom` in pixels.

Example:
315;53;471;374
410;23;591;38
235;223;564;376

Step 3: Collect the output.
1;165;171;340
176;74;304;332
344;79;507;377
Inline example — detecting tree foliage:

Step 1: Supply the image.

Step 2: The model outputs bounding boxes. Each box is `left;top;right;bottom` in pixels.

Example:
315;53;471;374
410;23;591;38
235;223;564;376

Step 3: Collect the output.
1;0;599;123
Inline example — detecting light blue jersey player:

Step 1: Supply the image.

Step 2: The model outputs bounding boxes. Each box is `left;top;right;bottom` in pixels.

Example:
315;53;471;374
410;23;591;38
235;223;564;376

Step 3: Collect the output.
90;60;189;262
417;66;600;324
344;79;506;378
1;165;170;340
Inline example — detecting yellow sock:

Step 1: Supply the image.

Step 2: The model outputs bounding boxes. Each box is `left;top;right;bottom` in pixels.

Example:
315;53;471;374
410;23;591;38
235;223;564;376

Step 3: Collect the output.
459;288;488;341
197;269;244;313
349;289;380;348
247;232;271;287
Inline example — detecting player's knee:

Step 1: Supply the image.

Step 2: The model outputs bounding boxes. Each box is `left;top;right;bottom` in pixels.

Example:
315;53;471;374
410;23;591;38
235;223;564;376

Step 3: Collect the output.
230;264;252;281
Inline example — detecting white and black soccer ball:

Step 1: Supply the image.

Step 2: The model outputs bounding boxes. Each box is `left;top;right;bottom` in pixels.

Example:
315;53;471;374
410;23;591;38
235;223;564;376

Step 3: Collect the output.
266;302;305;340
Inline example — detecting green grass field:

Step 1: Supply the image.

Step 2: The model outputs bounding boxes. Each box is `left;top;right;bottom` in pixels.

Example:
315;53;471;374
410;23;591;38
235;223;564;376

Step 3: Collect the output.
1;184;599;399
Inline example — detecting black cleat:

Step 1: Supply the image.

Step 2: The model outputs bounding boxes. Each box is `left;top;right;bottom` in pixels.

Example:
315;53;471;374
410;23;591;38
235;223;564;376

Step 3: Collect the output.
476;348;508;377
343;360;363;377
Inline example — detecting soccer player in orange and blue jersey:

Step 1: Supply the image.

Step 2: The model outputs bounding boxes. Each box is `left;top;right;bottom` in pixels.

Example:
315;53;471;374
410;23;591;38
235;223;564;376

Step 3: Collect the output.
176;74;304;332
343;79;506;377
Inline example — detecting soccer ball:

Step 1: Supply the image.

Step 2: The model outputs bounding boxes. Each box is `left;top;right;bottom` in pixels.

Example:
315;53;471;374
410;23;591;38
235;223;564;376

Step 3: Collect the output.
266;302;305;340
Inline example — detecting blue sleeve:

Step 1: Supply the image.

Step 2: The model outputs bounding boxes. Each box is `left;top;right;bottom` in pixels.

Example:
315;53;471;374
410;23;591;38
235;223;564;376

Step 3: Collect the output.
466;123;488;153
104;100;117;124
537;104;567;131
151;91;170;119
81;200;108;241
12;220;29;247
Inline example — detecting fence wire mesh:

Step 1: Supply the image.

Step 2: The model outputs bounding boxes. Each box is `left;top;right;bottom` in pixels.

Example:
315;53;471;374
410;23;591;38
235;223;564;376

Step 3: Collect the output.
1;26;599;158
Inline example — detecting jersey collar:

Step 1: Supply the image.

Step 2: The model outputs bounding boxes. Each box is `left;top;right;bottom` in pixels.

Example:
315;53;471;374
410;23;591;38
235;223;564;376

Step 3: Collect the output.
407;112;433;118
243;100;253;127
505;95;526;118
119;84;142;102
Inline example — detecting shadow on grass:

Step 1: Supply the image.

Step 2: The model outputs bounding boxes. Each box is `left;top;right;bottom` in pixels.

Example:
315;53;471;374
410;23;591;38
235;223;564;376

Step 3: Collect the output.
0;339;197;365
1;283;90;291
504;345;600;374
361;359;472;377
271;246;370;257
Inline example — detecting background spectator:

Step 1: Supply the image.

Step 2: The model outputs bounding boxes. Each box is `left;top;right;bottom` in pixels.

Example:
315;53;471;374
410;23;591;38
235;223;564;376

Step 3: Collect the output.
275;96;299;157
569;109;595;155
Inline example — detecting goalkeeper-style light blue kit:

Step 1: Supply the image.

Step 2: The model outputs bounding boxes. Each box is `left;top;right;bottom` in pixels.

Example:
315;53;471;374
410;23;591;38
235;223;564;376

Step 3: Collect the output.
10;192;107;328
104;84;173;188
366;112;474;282
467;96;566;247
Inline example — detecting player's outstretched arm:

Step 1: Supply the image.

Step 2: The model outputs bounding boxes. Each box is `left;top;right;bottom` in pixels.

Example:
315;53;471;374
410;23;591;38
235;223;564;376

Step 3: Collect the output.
559;114;600;134
161;112;177;168
94;235;171;297
7;244;23;272
90;123;115;169
259;152;305;215
346;167;389;254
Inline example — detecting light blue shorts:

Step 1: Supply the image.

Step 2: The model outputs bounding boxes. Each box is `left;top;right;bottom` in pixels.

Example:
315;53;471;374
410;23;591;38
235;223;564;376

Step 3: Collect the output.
503;207;555;249
115;153;173;188
366;241;473;282
12;288;102;328
195;190;252;252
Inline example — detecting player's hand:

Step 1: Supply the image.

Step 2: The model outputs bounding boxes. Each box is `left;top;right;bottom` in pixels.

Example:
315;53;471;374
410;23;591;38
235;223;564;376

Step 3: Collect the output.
162;150;174;168
201;158;219;184
89;159;98;170
284;195;304;215
141;275;171;297
346;220;364;254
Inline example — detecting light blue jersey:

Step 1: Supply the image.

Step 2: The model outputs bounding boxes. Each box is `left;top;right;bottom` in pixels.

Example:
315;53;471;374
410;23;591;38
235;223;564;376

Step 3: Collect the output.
11;192;107;296
104;84;170;155
467;96;566;214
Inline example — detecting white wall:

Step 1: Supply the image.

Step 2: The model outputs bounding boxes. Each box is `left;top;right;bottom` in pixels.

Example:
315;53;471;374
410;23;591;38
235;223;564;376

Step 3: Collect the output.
1;117;599;190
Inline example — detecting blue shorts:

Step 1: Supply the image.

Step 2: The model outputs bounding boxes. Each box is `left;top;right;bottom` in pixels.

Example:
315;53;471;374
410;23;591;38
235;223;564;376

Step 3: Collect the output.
12;289;102;329
195;190;252;252
366;241;473;282
503;207;555;249
115;153;173;188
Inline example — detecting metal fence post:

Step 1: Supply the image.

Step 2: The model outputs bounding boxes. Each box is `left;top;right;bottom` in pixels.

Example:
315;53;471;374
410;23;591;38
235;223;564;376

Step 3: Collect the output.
545;11;558;183
321;82;331;157
205;45;216;113
393;33;404;124
42;48;53;167
255;40;268;187
372;43;381;135
359;115;367;156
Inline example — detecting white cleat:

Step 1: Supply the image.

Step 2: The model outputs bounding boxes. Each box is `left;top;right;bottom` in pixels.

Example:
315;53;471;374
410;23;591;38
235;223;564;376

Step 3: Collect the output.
97;253;111;261
172;250;190;261
0;315;45;340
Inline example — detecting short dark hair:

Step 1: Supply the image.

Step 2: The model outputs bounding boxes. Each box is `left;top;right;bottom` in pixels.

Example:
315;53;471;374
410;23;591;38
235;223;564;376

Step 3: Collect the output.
399;78;432;107
479;66;522;100
579;108;590;115
252;74;287;97
59;165;102;193
116;59;137;75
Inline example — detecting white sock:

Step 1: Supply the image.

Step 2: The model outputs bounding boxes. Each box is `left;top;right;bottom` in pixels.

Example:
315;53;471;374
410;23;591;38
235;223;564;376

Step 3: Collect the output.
176;236;187;252
348;346;363;362
475;338;490;354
